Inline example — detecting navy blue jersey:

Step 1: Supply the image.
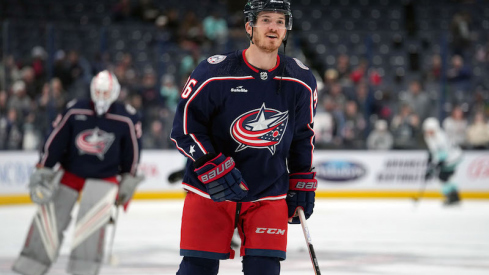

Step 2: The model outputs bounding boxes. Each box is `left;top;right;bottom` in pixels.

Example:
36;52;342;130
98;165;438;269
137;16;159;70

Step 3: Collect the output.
171;50;317;202
39;99;142;179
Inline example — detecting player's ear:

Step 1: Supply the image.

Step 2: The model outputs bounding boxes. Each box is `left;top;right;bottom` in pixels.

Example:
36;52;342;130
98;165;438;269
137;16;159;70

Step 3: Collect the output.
245;22;252;37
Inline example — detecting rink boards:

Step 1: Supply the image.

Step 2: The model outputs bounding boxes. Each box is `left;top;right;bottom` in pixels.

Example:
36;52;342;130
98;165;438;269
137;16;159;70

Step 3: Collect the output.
0;150;488;204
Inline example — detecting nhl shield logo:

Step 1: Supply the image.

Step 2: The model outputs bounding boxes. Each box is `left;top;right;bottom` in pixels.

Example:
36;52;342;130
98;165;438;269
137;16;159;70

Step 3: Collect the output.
230;103;288;155
75;127;115;160
260;72;268;80
207;55;227;64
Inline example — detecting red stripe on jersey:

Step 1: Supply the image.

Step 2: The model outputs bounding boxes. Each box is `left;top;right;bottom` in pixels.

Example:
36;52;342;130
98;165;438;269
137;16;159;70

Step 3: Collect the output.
273;76;314;123
106;113;140;175
242;49;280;72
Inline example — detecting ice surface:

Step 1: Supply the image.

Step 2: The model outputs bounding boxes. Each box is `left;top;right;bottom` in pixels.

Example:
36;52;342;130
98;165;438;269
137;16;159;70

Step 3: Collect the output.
1;199;488;275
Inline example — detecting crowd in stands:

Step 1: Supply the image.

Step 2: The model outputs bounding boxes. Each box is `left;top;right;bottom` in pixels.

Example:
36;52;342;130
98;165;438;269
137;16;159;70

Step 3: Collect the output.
1;0;488;151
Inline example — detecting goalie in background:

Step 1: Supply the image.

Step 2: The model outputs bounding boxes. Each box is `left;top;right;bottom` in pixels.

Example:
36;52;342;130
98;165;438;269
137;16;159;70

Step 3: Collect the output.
12;70;143;275
422;117;463;205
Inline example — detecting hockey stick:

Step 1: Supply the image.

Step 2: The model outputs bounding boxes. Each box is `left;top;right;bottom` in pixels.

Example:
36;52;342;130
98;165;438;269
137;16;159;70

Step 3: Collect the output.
412;177;429;207
298;208;321;275
107;205;120;265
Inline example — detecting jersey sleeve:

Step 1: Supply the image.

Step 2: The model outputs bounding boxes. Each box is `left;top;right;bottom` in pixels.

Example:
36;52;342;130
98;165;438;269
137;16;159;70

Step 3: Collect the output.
119;110;142;175
171;63;217;162
287;73;318;174
39;107;75;168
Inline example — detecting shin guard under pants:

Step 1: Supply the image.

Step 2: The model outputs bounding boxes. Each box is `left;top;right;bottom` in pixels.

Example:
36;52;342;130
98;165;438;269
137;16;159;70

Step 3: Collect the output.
242;256;280;275
176;257;219;275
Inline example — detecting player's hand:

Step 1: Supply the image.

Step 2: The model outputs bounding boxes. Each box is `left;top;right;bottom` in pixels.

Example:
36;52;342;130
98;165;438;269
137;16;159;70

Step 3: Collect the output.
194;153;248;202
286;172;317;224
29;168;63;204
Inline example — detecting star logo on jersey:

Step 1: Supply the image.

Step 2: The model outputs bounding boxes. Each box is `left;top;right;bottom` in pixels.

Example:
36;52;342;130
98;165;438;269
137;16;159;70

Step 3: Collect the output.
189;145;196;156
75;127;115;160
230;103;288;155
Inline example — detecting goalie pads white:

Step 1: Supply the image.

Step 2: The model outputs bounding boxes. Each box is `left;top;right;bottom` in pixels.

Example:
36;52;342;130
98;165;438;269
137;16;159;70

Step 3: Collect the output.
116;173;145;206
29;168;64;205
68;179;118;275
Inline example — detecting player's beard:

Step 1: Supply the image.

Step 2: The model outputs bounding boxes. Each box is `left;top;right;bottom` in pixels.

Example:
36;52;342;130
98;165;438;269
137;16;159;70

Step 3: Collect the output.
253;29;285;53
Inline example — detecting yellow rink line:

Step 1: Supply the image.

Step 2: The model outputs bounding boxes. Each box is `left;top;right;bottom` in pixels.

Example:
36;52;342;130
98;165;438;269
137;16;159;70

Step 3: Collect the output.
1;190;488;206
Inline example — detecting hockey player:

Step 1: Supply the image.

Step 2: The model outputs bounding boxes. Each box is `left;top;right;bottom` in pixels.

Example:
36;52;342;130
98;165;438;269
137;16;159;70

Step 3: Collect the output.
423;117;463;205
170;1;318;274
12;70;143;275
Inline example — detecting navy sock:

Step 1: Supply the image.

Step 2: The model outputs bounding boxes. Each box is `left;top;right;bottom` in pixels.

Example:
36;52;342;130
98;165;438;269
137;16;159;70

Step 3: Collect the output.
176;256;219;275
242;256;280;275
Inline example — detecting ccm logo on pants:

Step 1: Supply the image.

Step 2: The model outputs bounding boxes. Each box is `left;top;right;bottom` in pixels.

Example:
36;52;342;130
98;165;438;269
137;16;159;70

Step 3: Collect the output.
255;228;286;235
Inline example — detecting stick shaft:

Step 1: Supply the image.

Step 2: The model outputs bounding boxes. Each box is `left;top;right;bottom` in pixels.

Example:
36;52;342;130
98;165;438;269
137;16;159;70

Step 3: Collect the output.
107;206;119;262
298;208;321;275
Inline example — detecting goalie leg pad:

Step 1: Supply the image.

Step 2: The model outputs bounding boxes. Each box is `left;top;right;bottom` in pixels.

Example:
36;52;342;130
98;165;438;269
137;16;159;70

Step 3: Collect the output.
68;179;118;275
12;185;79;275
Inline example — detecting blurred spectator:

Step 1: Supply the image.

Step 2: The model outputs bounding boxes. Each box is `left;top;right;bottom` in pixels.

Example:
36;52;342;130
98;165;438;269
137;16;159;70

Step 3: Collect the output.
53;50;71;88
350;59;368;85
160;74;180;113
179;11;205;47
180;47;205;81
114;53;138;87
447;55;471;102
20;66;37;99
0;91;8;117
203;10;229;48
31;46;46;82
314;97;336;148
466;111;489;149
425;54;442;83
399;80;431;122
22;112;40;150
391;104;420;149
142;120;168;149
442;106;468;147
112;0;133;22
450;11;472;56
0;108;23;150
336;54;351;85
139;68;159;108
367;120;394;150
325;82;347;113
132;0;161;23
340;101;366;149
8;81;32;119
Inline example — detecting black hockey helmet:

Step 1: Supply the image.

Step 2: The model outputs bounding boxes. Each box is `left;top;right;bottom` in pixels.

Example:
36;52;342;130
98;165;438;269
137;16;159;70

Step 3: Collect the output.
244;0;293;30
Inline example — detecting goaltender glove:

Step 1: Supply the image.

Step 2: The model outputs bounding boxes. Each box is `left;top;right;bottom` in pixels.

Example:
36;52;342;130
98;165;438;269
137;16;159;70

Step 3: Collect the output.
194;153;248;202
117;173;145;206
286;172;317;224
29;167;64;204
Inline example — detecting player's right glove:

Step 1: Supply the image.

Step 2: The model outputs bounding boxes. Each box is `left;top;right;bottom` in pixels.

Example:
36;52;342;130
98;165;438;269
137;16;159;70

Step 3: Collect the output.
286;172;317;224
194;153;248;202
28;167;64;204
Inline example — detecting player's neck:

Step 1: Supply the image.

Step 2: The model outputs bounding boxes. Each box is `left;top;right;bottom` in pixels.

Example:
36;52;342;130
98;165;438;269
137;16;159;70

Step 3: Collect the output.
245;45;278;71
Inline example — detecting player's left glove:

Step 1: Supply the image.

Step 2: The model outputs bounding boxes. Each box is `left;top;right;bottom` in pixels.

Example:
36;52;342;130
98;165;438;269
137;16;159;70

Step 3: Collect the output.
194;153;248;202
117;173;145;206
286;172;317;224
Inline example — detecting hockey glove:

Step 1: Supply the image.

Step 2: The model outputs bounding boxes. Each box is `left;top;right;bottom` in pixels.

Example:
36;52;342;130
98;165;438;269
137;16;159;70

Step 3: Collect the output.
29;167;64;204
194;153;248;202
117;173;145;206
286;172;317;224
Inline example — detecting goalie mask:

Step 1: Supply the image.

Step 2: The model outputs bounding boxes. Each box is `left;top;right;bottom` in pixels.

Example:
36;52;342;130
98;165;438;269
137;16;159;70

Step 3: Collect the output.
244;0;293;31
90;70;120;116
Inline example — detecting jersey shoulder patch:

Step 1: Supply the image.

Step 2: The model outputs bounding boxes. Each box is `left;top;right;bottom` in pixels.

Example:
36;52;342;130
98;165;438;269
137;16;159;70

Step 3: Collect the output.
207;55;227;64
66;99;78;109
293;58;309;70
125;103;137;115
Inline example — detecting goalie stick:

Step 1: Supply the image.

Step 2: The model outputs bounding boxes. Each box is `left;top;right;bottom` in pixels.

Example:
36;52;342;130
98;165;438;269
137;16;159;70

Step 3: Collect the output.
106;206;120;265
298;208;321;275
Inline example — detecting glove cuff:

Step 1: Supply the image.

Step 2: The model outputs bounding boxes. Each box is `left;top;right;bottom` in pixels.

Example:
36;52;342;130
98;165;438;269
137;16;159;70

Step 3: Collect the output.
194;154;236;184
289;172;317;191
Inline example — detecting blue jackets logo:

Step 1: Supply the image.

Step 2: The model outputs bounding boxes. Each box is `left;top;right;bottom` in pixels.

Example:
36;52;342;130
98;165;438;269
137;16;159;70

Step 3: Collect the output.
75;127;115;160
231;103;288;155
315;160;366;182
